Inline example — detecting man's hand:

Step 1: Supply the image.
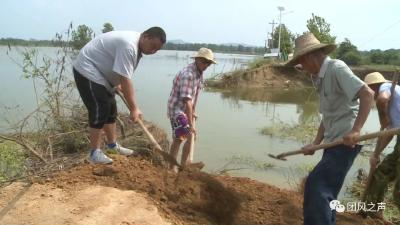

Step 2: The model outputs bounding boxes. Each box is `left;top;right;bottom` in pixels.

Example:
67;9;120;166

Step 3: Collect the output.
369;154;380;169
302;144;317;155
115;85;123;93
343;130;360;148
130;108;143;122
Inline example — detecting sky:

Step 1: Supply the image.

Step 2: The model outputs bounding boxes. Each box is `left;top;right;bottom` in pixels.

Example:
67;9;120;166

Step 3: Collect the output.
1;0;399;51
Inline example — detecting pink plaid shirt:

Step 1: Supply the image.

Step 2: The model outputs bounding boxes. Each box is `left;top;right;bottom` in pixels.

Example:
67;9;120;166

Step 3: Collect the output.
167;63;203;118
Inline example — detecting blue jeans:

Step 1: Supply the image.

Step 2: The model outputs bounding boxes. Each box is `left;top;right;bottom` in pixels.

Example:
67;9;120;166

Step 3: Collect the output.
303;144;361;225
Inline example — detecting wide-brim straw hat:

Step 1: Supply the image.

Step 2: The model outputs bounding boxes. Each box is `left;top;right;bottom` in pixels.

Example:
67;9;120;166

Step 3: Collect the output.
364;72;388;85
191;47;217;64
286;33;336;67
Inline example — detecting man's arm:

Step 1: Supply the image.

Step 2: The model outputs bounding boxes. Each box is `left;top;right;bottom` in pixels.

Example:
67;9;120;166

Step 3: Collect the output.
376;91;391;128
343;84;374;146
370;91;393;167
120;75;141;121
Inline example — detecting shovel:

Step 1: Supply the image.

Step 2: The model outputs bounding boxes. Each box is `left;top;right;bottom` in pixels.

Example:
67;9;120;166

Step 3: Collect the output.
187;118;205;169
268;128;400;161
115;90;181;168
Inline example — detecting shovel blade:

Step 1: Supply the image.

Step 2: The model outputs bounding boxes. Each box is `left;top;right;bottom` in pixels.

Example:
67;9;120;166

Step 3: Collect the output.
268;153;287;161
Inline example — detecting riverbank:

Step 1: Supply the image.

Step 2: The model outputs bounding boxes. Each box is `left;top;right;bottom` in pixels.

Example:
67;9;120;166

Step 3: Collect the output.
205;62;398;90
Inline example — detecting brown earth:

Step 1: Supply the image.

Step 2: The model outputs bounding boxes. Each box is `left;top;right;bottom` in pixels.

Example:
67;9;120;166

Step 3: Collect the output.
205;64;311;90
0;153;389;225
205;64;396;90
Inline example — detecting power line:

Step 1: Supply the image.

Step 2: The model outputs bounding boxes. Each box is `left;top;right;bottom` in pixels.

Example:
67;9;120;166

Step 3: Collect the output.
358;17;400;49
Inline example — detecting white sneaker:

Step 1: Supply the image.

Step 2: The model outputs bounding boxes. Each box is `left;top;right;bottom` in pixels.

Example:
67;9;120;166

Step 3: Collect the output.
89;149;113;164
106;143;135;156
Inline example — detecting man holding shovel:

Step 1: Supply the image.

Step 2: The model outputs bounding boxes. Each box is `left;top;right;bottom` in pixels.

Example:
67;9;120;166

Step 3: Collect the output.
167;48;216;172
73;27;166;164
286;33;374;225
363;72;400;219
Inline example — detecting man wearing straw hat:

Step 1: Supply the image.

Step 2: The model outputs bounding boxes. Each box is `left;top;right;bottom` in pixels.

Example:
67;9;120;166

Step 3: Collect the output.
286;33;374;225
167;47;216;172
363;72;400;219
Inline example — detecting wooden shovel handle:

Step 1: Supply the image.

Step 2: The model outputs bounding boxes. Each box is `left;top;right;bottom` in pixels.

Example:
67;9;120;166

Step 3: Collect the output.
276;128;400;159
136;119;163;151
116;90;181;167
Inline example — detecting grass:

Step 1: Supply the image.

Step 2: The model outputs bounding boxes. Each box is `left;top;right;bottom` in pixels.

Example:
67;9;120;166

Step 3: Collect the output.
353;64;400;72
247;57;275;70
261;120;319;144
215;155;275;174
345;176;400;223
0;141;25;182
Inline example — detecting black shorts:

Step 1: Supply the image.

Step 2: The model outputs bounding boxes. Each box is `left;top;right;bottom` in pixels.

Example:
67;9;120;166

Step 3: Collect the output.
73;68;117;129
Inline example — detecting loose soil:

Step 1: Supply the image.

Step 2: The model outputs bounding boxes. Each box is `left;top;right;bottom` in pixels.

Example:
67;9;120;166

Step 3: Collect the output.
0;153;389;225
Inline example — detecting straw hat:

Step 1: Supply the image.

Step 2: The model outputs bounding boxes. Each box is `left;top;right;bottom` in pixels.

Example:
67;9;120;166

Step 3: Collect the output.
286;33;336;66
364;72;388;85
191;47;217;64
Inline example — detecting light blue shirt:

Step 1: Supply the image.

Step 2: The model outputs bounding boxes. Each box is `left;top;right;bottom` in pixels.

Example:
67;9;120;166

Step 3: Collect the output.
313;57;365;142
379;82;400;128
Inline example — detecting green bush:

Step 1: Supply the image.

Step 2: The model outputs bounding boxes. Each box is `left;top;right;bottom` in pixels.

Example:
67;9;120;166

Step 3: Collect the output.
342;51;362;66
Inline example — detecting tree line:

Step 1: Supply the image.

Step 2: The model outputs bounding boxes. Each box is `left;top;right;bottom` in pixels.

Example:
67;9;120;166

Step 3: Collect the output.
163;42;264;54
2;19;399;65
1;22;264;55
272;13;400;66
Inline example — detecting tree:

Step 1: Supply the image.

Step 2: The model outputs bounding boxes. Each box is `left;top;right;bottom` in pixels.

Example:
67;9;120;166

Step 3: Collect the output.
306;13;336;44
342;51;361;66
336;38;357;59
336;38;361;65
369;49;385;64
272;24;295;54
102;23;114;33
383;49;399;65
71;24;94;50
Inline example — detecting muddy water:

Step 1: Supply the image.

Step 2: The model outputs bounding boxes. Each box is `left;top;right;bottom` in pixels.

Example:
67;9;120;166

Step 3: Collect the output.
0;47;389;196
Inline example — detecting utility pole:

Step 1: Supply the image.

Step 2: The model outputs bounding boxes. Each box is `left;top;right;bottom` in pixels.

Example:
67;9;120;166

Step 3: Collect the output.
269;20;277;49
277;6;285;59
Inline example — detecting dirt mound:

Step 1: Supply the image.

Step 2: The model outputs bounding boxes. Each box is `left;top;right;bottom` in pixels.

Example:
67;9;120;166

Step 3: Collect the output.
0;182;170;225
0;154;388;225
206;64;311;90
206;63;397;91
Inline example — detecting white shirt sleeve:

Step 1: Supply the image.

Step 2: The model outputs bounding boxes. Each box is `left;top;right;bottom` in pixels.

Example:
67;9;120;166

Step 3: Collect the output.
112;46;136;78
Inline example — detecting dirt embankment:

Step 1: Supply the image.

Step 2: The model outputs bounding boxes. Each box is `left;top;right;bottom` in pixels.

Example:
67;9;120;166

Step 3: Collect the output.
205;65;311;90
0;155;388;225
206;64;397;90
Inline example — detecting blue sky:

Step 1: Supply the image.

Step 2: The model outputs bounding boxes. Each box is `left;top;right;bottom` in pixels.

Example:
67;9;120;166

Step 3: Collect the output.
1;0;399;50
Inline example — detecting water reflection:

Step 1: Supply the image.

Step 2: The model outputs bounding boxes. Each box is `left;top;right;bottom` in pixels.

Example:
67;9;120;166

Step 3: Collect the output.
207;87;320;126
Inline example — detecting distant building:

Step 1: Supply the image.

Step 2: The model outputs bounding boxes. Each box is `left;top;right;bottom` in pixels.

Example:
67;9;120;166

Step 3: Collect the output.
263;48;279;58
